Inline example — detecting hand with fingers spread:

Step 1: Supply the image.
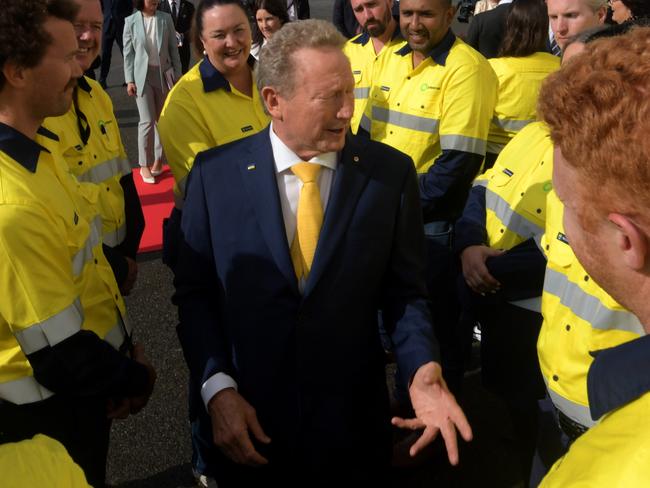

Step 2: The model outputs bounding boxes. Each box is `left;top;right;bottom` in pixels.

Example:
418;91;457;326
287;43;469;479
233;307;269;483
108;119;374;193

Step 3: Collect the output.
460;245;504;295
208;388;271;467
392;361;473;465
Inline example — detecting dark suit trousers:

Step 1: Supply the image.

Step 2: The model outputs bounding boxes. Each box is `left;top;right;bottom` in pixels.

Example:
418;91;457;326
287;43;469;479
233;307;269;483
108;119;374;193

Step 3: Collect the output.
179;42;191;74
100;19;126;82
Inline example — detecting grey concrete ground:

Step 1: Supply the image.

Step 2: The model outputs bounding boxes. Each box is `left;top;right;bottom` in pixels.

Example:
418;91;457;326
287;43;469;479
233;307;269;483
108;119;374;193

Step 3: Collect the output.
103;2;520;486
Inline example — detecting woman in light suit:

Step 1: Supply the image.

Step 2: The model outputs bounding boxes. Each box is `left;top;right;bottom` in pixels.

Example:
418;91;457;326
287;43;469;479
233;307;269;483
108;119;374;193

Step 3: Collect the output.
124;0;181;183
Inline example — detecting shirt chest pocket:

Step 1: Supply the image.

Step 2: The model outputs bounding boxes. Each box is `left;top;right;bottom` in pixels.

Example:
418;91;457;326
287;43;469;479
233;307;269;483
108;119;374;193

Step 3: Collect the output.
96;119;121;154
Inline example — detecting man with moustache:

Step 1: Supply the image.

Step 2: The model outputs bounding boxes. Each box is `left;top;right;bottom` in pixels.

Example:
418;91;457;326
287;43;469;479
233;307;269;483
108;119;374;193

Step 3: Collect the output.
360;0;497;393
174;19;472;486
343;0;405;133
44;0;145;297
0;1;155;486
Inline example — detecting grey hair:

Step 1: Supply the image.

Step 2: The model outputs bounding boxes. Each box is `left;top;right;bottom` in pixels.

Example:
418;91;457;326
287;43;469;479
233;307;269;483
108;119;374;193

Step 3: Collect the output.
255;19;346;101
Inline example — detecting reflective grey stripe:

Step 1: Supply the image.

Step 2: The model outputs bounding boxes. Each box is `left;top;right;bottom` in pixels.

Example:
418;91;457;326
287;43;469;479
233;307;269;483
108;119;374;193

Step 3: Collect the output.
0;376;54;404
14;299;84;355
103;222;127;247
473;178;488;188
104;312;132;350
534;233;544;252
359;113;372;132
491;116;534;132
545;379;596;428
354;87;370;99
509;297;541;312
77;157;132;184
371;106;439;134
440;134;487;155
544;267;645;334
72;216;102;276
486;141;506;155
485;187;544;238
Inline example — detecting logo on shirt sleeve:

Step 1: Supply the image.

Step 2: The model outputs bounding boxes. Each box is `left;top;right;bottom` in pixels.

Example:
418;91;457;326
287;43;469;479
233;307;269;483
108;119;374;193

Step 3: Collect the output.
241;125;254;133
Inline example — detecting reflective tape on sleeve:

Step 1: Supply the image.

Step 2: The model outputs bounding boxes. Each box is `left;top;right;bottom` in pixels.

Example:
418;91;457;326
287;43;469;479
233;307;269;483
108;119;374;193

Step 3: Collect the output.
491;116;535;132
0;376;54;404
14;299;84;355
440;134;487;155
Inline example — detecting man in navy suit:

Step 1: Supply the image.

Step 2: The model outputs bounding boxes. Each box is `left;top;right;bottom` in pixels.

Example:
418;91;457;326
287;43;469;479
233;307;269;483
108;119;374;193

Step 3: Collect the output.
158;0;195;73
174;19;471;486
98;0;132;87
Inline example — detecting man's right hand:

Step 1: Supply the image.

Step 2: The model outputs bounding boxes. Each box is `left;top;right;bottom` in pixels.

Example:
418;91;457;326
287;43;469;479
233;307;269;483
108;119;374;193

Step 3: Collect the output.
208;388;271;466
460;245;504;294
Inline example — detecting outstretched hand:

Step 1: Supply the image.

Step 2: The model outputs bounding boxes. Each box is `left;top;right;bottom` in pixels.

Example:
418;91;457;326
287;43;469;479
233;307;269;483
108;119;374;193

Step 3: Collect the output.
392;361;473;465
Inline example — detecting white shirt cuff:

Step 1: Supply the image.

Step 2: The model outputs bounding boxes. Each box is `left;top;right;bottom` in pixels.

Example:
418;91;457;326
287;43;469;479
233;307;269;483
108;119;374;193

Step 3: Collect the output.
201;372;238;410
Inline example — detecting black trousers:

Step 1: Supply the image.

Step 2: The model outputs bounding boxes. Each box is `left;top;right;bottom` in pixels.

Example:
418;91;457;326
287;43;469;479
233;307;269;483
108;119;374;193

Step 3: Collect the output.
0;395;111;488
100;20;125;83
179;41;191;74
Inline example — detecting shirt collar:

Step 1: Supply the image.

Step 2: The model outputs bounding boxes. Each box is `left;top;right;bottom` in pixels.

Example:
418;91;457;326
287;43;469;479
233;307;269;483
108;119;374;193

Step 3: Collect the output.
351;23;403;46
269;122;337;174
587;333;650;420
0;122;52;173
199;55;256;93
77;76;92;93
395;28;455;66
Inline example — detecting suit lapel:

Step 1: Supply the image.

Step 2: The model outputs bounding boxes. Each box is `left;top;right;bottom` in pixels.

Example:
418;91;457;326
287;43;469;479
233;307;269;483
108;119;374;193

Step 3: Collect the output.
239;128;299;295
304;134;372;297
134;11;145;43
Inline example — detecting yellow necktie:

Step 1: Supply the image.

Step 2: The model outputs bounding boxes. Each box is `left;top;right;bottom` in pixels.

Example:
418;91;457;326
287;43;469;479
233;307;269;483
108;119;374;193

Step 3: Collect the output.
290;162;323;281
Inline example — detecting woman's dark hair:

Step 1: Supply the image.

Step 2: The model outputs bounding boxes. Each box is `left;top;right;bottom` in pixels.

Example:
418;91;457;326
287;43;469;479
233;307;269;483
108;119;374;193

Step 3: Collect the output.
498;0;549;57
134;0;145;10
621;0;650;20
192;0;249;56
251;0;290;46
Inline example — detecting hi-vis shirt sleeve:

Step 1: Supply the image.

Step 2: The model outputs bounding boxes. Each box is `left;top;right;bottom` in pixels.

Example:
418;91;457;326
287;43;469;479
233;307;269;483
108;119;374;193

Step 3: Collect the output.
158;85;216;192
439;60;496;154
0;203;82;340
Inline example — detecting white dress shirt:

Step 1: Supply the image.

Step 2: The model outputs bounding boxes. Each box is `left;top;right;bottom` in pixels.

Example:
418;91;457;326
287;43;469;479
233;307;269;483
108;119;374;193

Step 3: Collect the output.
200;123;338;409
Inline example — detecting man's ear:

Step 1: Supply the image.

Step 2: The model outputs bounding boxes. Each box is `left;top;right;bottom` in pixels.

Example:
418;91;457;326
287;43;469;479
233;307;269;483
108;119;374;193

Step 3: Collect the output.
260;86;283;121
609;213;649;271
2;61;29;90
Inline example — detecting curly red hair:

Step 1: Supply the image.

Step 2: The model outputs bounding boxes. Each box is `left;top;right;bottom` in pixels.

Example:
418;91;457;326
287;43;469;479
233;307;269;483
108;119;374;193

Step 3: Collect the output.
539;26;650;225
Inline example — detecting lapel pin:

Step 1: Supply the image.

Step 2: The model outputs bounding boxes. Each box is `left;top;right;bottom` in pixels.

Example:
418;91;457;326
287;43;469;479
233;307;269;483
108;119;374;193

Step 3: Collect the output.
247;164;256;171
353;156;360;163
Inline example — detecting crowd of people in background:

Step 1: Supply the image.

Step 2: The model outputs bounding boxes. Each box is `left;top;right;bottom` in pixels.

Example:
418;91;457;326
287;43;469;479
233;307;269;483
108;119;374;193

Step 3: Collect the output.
1;0;650;486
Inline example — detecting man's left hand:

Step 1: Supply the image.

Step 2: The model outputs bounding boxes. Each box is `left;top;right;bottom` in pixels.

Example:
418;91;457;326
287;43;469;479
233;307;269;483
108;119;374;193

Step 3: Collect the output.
392;361;473;465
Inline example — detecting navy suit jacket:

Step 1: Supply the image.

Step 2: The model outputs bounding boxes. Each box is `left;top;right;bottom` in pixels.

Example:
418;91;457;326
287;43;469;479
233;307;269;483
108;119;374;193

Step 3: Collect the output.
173;127;438;474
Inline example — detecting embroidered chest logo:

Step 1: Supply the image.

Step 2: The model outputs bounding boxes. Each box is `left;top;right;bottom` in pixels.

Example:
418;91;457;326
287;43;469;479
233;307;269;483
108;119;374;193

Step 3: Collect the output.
241;125;254;133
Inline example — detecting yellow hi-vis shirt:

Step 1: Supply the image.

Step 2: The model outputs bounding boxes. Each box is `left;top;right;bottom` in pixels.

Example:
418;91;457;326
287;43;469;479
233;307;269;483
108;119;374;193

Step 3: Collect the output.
540;392;650;488
360;29;497;174
343;29;405;134
486;52;559;155
0;125;129;405
43;77;132;248
538;191;645;427
158;56;270;209
474;122;553;251
0;434;90;488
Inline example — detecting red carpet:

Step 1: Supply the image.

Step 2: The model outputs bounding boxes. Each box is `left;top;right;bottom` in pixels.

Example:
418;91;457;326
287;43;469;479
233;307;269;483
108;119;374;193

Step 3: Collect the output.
133;166;174;253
